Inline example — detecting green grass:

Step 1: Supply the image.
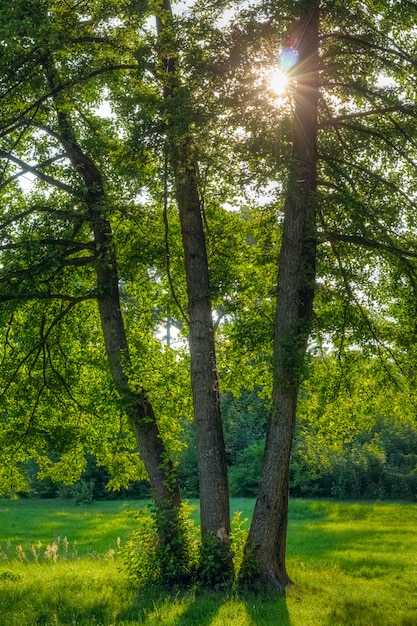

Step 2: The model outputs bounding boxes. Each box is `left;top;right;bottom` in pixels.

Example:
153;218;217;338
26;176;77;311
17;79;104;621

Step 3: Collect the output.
0;498;143;556
0;498;416;625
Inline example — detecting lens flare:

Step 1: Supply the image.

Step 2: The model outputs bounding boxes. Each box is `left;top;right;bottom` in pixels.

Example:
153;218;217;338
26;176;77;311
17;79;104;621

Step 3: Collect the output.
280;47;299;72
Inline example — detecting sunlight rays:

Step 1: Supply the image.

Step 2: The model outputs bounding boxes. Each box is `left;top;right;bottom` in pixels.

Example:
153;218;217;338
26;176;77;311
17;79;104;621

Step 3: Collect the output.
270;67;290;96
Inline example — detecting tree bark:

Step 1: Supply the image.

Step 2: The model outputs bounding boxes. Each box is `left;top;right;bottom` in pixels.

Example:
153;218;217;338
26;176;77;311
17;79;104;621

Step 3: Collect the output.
45;62;183;552
242;0;320;591
173;146;231;545
155;0;232;574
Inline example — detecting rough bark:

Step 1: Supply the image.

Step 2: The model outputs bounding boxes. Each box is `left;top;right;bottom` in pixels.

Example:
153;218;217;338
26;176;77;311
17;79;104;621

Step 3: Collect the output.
45;62;183;549
242;0;320;591
155;1;232;556
174;149;231;544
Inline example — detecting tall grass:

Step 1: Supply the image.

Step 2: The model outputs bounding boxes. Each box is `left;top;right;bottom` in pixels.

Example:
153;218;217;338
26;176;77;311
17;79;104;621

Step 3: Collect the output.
0;498;416;625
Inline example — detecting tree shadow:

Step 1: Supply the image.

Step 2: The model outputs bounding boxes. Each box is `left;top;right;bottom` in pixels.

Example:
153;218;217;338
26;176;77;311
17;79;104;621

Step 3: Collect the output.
115;584;226;625
115;585;179;623
174;589;228;626
116;585;293;626
240;589;292;626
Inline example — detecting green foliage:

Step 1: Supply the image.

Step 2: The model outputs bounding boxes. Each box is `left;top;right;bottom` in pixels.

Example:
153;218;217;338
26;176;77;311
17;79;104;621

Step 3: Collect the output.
176;421;199;497
122;502;199;588
230;510;251;583
229;441;263;497
0;570;23;582
291;416;417;500
198;532;233;590
121;508;159;585
66;479;95;505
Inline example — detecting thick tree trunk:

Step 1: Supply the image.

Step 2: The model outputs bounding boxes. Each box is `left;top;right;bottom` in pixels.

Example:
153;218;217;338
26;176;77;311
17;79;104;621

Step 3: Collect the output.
155;1;232;566
174;152;231;545
242;0;320;591
46;72;183;552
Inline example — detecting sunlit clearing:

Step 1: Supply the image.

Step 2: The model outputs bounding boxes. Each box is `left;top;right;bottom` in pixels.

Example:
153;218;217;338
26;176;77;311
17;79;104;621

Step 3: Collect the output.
270;68;289;95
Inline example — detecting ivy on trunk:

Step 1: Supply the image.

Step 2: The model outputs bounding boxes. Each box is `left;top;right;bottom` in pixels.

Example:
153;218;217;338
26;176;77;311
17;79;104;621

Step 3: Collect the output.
242;0;320;591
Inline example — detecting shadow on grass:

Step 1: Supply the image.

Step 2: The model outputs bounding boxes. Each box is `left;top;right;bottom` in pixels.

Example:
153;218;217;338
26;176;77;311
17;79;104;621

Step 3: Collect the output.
241;589;292;626
174;589;228;626
115;586;228;625
115;586;292;626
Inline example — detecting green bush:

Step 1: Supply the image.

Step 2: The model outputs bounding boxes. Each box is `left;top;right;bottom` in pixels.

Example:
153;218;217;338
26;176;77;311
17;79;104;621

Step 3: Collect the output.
122;503;199;588
198;532;233;590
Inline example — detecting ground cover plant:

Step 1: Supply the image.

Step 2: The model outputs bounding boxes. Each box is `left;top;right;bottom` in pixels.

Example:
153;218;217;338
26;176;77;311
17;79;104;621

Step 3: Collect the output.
0;498;416;625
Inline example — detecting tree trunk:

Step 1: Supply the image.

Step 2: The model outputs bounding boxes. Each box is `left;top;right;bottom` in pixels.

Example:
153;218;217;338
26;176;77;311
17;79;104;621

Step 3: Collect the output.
174;151;231;545
242;0;320;591
155;1;232;579
46;64;184;554
94;213;182;516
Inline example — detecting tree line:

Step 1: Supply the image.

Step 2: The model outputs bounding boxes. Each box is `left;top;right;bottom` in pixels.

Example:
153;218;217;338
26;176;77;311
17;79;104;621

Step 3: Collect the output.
23;375;417;502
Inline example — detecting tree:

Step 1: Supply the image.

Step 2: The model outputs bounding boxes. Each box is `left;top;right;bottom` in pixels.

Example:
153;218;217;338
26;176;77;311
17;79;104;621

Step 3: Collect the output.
240;0;319;589
236;0;417;589
0;0;188;565
153;0;232;577
2;0;417;595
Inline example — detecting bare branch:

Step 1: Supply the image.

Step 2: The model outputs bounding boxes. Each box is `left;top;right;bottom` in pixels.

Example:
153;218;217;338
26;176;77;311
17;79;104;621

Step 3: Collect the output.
0;150;75;194
319;104;416;128
0;154;67;189
324;231;417;261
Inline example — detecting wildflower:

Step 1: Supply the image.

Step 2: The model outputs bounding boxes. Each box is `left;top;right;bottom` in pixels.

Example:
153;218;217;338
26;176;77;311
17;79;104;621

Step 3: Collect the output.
16;545;26;561
31;542;39;562
45;542;59;563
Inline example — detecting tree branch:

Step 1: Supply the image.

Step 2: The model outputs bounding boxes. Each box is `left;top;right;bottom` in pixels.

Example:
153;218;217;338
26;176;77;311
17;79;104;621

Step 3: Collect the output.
321;154;417;212
318;209;405;378
319;104;416;128
0;151;75;194
0;206;83;231
324;231;417;261
0;64;138;140
0;154;67;189
320;32;417;68
0;239;94;252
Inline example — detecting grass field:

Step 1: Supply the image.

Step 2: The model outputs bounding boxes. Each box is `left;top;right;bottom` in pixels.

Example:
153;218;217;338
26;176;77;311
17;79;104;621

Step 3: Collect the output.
0;498;416;625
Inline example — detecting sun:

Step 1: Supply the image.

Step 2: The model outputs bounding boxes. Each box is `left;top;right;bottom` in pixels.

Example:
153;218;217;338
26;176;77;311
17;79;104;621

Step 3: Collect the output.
270;68;289;96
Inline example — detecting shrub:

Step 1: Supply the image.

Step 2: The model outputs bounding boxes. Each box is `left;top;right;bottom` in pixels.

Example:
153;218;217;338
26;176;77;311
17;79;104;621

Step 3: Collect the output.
198;532;233;590
122;503;199;588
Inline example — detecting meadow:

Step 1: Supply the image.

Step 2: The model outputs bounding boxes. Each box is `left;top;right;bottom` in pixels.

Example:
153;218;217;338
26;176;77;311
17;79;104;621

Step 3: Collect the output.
0;497;416;625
